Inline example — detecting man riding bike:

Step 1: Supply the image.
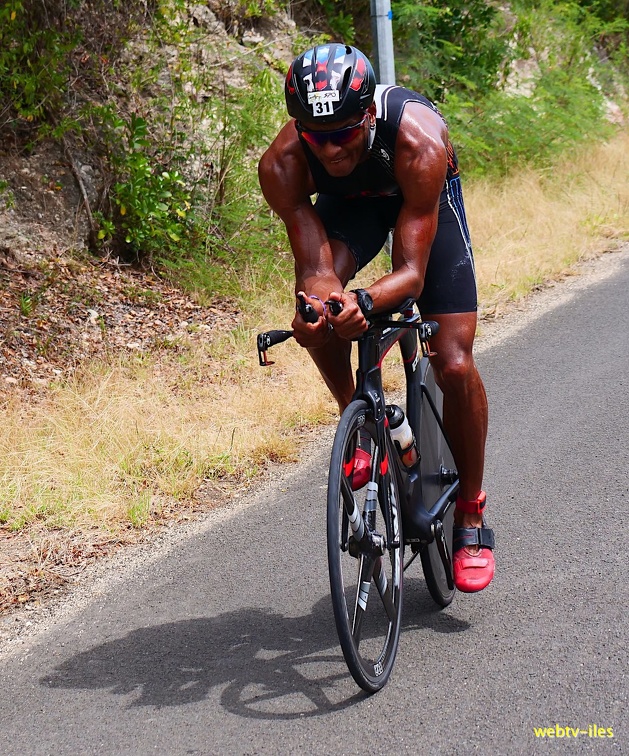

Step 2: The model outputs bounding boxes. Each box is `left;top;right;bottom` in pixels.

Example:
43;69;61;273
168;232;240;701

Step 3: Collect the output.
258;43;495;592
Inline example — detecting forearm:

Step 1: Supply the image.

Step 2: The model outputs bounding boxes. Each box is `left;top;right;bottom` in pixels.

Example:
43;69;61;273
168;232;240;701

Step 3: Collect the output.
365;265;425;314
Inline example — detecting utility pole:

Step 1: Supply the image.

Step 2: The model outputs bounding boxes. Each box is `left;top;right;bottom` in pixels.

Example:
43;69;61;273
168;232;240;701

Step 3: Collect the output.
370;0;396;84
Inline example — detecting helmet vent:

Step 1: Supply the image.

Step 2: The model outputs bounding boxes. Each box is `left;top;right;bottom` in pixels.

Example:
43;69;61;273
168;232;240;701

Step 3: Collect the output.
341;67;352;93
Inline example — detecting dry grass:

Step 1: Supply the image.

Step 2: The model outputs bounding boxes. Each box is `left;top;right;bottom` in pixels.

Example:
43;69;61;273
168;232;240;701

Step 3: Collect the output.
1;132;628;535
468;132;629;316
0;337;337;531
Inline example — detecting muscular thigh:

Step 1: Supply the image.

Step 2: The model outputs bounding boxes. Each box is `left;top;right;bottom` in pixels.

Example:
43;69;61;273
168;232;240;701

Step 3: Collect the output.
417;180;478;315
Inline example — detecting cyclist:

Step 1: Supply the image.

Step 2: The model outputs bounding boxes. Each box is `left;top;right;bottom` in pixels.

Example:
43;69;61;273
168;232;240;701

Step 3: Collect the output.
258;44;495;593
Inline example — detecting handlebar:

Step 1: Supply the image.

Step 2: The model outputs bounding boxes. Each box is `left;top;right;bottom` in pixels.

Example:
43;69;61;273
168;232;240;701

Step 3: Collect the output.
296;292;319;324
257;296;439;366
327;299;343;317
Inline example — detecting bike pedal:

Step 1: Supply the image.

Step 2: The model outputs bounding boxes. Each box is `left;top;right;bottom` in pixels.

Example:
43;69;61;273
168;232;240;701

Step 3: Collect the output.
439;465;458;485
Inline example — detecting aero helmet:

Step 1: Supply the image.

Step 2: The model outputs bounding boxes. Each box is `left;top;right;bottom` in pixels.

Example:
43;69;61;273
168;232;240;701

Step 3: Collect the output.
285;44;376;124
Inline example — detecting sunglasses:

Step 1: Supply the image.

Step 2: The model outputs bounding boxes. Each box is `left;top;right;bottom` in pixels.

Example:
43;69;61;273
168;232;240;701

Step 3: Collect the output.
296;114;368;148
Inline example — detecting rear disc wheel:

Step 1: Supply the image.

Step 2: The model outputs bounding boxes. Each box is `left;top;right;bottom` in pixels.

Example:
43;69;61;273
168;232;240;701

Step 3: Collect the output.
418;366;457;607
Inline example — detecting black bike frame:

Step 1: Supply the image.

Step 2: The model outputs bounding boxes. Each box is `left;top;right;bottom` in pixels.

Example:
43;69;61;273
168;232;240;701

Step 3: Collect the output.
401;330;459;543
256;306;458;550
352;312;458;547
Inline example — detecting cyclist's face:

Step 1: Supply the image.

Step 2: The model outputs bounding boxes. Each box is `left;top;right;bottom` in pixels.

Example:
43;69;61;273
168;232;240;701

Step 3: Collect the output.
298;109;373;177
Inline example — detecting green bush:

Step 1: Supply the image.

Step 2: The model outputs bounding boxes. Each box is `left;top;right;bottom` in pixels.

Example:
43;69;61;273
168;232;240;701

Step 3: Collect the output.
95;110;196;259
0;0;73;129
393;0;513;103
391;0;621;177
91;23;287;281
570;0;629;72
0;0;154;135
445;73;611;177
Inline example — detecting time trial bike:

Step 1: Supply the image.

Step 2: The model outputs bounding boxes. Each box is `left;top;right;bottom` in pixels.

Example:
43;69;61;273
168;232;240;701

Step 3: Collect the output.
257;297;459;692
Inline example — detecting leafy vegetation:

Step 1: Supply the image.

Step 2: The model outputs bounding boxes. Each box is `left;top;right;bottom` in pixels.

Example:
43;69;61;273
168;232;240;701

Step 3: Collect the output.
0;0;627;278
393;0;512;103
393;0;626;175
0;0;73;127
301;0;626;178
94;110;196;258
0;0;154;134
0;0;290;288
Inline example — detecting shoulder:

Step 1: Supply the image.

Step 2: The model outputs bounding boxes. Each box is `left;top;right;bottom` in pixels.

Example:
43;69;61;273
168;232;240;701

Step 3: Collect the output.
396;100;448;159
374;86;448;173
258;121;315;204
393;101;449;206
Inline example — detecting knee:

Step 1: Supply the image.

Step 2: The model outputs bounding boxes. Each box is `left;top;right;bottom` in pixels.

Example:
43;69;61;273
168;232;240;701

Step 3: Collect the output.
431;350;476;393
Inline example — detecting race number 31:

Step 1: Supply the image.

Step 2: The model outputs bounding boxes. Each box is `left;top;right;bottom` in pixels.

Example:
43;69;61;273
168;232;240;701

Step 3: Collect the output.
307;90;340;117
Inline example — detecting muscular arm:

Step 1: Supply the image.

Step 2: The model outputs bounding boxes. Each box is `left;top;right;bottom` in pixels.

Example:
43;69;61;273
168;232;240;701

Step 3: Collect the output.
364;103;448;313
258;122;343;302
258;107;449;341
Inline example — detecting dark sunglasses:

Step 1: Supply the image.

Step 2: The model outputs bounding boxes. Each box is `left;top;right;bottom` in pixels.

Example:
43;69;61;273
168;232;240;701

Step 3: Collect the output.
296;113;368;148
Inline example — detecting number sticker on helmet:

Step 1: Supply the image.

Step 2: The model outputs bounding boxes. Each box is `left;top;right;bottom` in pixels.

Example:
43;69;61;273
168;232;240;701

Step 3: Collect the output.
307;90;340;117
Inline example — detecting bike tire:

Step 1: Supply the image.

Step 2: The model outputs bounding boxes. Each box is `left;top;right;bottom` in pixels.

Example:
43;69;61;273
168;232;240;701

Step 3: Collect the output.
418;364;457;607
327;399;404;693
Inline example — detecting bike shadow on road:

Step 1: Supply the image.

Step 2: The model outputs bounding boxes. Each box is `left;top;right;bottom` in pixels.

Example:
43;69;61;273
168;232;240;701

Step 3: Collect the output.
41;583;469;719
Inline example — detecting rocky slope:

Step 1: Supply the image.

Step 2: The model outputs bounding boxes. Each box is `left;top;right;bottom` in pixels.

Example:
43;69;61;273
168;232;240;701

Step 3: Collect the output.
0;5;302;396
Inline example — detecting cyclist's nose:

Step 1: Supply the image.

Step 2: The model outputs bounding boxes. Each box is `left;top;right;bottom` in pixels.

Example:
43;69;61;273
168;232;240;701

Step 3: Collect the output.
319;139;344;158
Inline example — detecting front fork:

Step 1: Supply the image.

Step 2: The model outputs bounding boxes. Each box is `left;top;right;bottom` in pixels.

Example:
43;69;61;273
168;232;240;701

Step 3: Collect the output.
341;415;403;566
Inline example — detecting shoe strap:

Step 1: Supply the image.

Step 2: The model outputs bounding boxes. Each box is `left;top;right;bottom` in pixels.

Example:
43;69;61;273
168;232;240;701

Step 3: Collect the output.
453;525;495;551
455;491;486;515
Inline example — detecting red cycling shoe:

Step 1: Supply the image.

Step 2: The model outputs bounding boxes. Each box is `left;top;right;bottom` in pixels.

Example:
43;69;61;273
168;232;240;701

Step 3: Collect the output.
351;448;372;490
452;492;495;593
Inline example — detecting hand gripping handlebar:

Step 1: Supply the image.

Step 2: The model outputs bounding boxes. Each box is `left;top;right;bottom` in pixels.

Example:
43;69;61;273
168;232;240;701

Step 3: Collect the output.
256;297;439;366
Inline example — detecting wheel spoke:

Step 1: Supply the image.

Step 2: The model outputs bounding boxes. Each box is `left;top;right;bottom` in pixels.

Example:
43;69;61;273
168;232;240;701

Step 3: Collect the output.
373;555;397;622
351;556;375;643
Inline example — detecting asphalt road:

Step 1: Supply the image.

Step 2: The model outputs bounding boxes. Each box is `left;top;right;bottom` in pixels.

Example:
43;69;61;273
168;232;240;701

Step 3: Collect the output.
1;253;627;755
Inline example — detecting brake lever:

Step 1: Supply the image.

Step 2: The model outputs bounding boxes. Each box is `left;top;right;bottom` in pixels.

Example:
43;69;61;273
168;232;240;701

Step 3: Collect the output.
418;321;439;357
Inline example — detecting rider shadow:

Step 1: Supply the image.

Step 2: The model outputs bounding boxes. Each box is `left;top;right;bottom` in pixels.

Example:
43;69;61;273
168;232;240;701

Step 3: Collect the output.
404;577;472;635
42;596;363;719
41;586;469;719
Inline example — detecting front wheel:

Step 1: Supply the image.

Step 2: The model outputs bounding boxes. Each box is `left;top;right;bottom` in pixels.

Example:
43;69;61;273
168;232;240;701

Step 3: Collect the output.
327;400;404;693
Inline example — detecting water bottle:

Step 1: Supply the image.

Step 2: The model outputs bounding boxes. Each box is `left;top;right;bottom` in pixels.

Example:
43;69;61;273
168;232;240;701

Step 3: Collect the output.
386;404;419;467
